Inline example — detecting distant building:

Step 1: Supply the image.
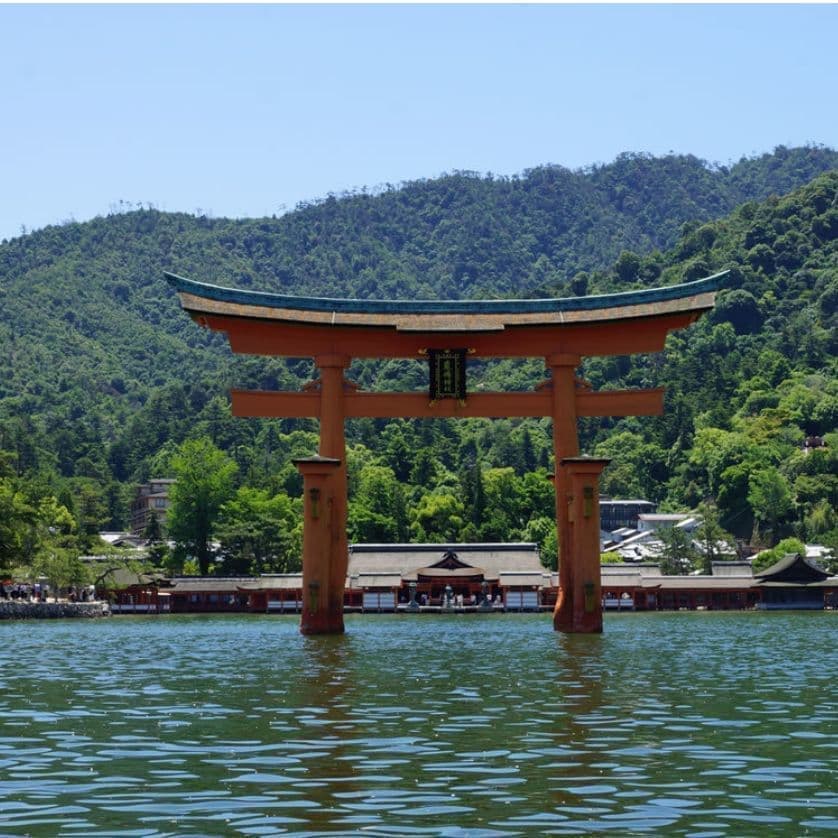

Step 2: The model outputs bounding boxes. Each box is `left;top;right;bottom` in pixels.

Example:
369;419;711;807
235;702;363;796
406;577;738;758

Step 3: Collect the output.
115;544;553;614
99;531;147;549
637;513;698;533
599;499;656;531
343;543;550;612
754;553;833;610
803;436;825;453
600;557;837;611
101;545;838;614
130;479;175;536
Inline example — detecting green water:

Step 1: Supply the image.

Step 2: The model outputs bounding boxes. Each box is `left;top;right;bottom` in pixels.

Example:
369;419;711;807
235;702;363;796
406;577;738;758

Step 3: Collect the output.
0;612;835;836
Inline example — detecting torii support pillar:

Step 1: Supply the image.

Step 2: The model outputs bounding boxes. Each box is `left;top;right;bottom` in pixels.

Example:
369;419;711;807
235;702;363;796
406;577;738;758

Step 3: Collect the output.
293;455;344;635
553;457;611;634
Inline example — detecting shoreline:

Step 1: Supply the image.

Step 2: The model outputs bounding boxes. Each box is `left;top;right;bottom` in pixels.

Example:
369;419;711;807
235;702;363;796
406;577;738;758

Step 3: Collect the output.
0;601;110;620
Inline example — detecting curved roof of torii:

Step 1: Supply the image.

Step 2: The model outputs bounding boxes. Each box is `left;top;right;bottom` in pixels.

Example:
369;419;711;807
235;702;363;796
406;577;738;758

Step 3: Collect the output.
165;270;725;334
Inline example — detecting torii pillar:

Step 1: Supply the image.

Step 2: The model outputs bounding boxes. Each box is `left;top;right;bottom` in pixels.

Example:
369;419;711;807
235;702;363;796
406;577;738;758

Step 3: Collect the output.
293;455;344;634
548;354;579;632
298;353;351;635
556;457;611;633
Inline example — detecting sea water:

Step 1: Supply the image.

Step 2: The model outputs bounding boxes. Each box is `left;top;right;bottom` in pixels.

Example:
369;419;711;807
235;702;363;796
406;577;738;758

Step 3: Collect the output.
0;612;835;835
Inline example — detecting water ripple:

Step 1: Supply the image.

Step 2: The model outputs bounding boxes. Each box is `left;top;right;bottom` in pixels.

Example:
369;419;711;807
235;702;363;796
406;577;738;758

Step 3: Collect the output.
0;611;835;835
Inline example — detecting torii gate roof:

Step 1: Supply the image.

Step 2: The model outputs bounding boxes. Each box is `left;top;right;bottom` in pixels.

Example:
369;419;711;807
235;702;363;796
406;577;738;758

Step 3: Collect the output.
166;270;724;358
167;270;723;331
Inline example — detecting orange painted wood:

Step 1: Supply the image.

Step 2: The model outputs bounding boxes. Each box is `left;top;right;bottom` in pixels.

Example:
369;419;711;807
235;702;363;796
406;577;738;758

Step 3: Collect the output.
315;358;350;632
576;388;664;416
294;457;344;635
548;361;579;633
205;311;699;360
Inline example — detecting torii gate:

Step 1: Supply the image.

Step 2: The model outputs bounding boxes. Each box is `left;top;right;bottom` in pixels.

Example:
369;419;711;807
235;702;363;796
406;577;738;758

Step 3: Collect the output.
167;270;722;635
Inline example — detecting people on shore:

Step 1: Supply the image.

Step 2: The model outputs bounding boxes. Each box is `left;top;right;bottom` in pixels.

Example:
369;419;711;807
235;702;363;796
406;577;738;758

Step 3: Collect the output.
1;581;90;604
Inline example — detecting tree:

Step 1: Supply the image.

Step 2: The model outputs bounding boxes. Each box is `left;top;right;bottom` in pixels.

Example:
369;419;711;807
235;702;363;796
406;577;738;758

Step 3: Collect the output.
751;537;806;573
348;464;408;543
410;448;440;486
409;492;465;542
519;469;555;521
615;250;642;283
713;289;764;334
694;501;737;573
167;437;237;575
0;478;82;589
88;546;155;593
73;480;109;553
804;500;836;541
0;479;30;573
144;509;162;544
748;467;793;545
715;463;755;538
480;468;525;541
27;495;85;592
141;509;171;567
523;516;558;570
215;487;301;574
656;525;698;575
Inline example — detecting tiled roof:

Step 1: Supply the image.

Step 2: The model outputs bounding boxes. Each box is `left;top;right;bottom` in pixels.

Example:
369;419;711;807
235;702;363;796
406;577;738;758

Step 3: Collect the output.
602;574;649;588
238;574;304;590
755;553;829;583
353;573;403;589
650;577;756;590
167;271;724;315
168;577;255;593
711;561;754;578
347;543;543;577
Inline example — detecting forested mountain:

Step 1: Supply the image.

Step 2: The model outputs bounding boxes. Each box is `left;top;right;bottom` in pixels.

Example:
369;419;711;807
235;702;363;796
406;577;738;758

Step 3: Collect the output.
1;146;836;580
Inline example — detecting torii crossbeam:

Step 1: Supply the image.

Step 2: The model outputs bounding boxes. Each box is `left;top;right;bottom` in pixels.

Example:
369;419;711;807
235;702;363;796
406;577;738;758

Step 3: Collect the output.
167;270;723;635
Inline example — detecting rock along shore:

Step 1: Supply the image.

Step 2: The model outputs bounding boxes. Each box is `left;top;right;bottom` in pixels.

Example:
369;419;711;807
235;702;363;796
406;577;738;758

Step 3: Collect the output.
0;601;110;620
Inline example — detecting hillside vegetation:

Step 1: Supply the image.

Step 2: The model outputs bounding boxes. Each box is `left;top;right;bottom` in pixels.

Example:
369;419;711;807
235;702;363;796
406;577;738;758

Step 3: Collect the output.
0;146;836;580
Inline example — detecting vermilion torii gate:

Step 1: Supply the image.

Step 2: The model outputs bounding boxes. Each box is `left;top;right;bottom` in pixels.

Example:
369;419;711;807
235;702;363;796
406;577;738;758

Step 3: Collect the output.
167;270;723;635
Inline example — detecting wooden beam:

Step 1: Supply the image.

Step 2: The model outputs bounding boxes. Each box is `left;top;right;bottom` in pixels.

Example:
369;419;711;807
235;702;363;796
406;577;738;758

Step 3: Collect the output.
577;388;664;416
208;311;701;360
231;387;665;419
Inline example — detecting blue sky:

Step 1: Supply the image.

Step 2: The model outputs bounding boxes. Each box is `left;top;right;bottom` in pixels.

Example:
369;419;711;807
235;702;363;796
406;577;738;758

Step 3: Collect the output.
2;3;837;242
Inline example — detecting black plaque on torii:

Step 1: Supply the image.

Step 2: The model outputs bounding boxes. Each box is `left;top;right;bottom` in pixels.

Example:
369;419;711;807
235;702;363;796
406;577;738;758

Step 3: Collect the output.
428;349;467;401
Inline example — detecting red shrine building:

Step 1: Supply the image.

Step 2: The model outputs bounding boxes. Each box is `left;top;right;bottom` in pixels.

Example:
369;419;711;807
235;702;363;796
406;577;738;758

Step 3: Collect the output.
104;547;837;614
167;270;724;634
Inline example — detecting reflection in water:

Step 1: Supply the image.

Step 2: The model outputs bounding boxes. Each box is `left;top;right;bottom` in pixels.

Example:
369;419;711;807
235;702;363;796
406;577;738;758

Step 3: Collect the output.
0;612;835;835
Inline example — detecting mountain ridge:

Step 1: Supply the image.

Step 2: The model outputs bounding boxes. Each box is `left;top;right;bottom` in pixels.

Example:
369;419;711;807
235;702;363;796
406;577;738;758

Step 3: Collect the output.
0;145;835;558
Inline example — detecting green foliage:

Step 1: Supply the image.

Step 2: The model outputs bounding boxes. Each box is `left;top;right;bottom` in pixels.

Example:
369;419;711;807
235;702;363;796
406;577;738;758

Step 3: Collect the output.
0;476;80;586
747;467;793;544
523;516;558;570
656;526;700;576
348;464;409;543
752;537;807;573
215;486;301;575
693;502;737;573
167;437;237;575
409;492;465;542
0;147;836;572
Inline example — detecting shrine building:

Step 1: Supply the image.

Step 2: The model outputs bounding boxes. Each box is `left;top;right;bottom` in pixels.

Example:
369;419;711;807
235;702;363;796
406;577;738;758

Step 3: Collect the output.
166;270;724;635
102;548;838;614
